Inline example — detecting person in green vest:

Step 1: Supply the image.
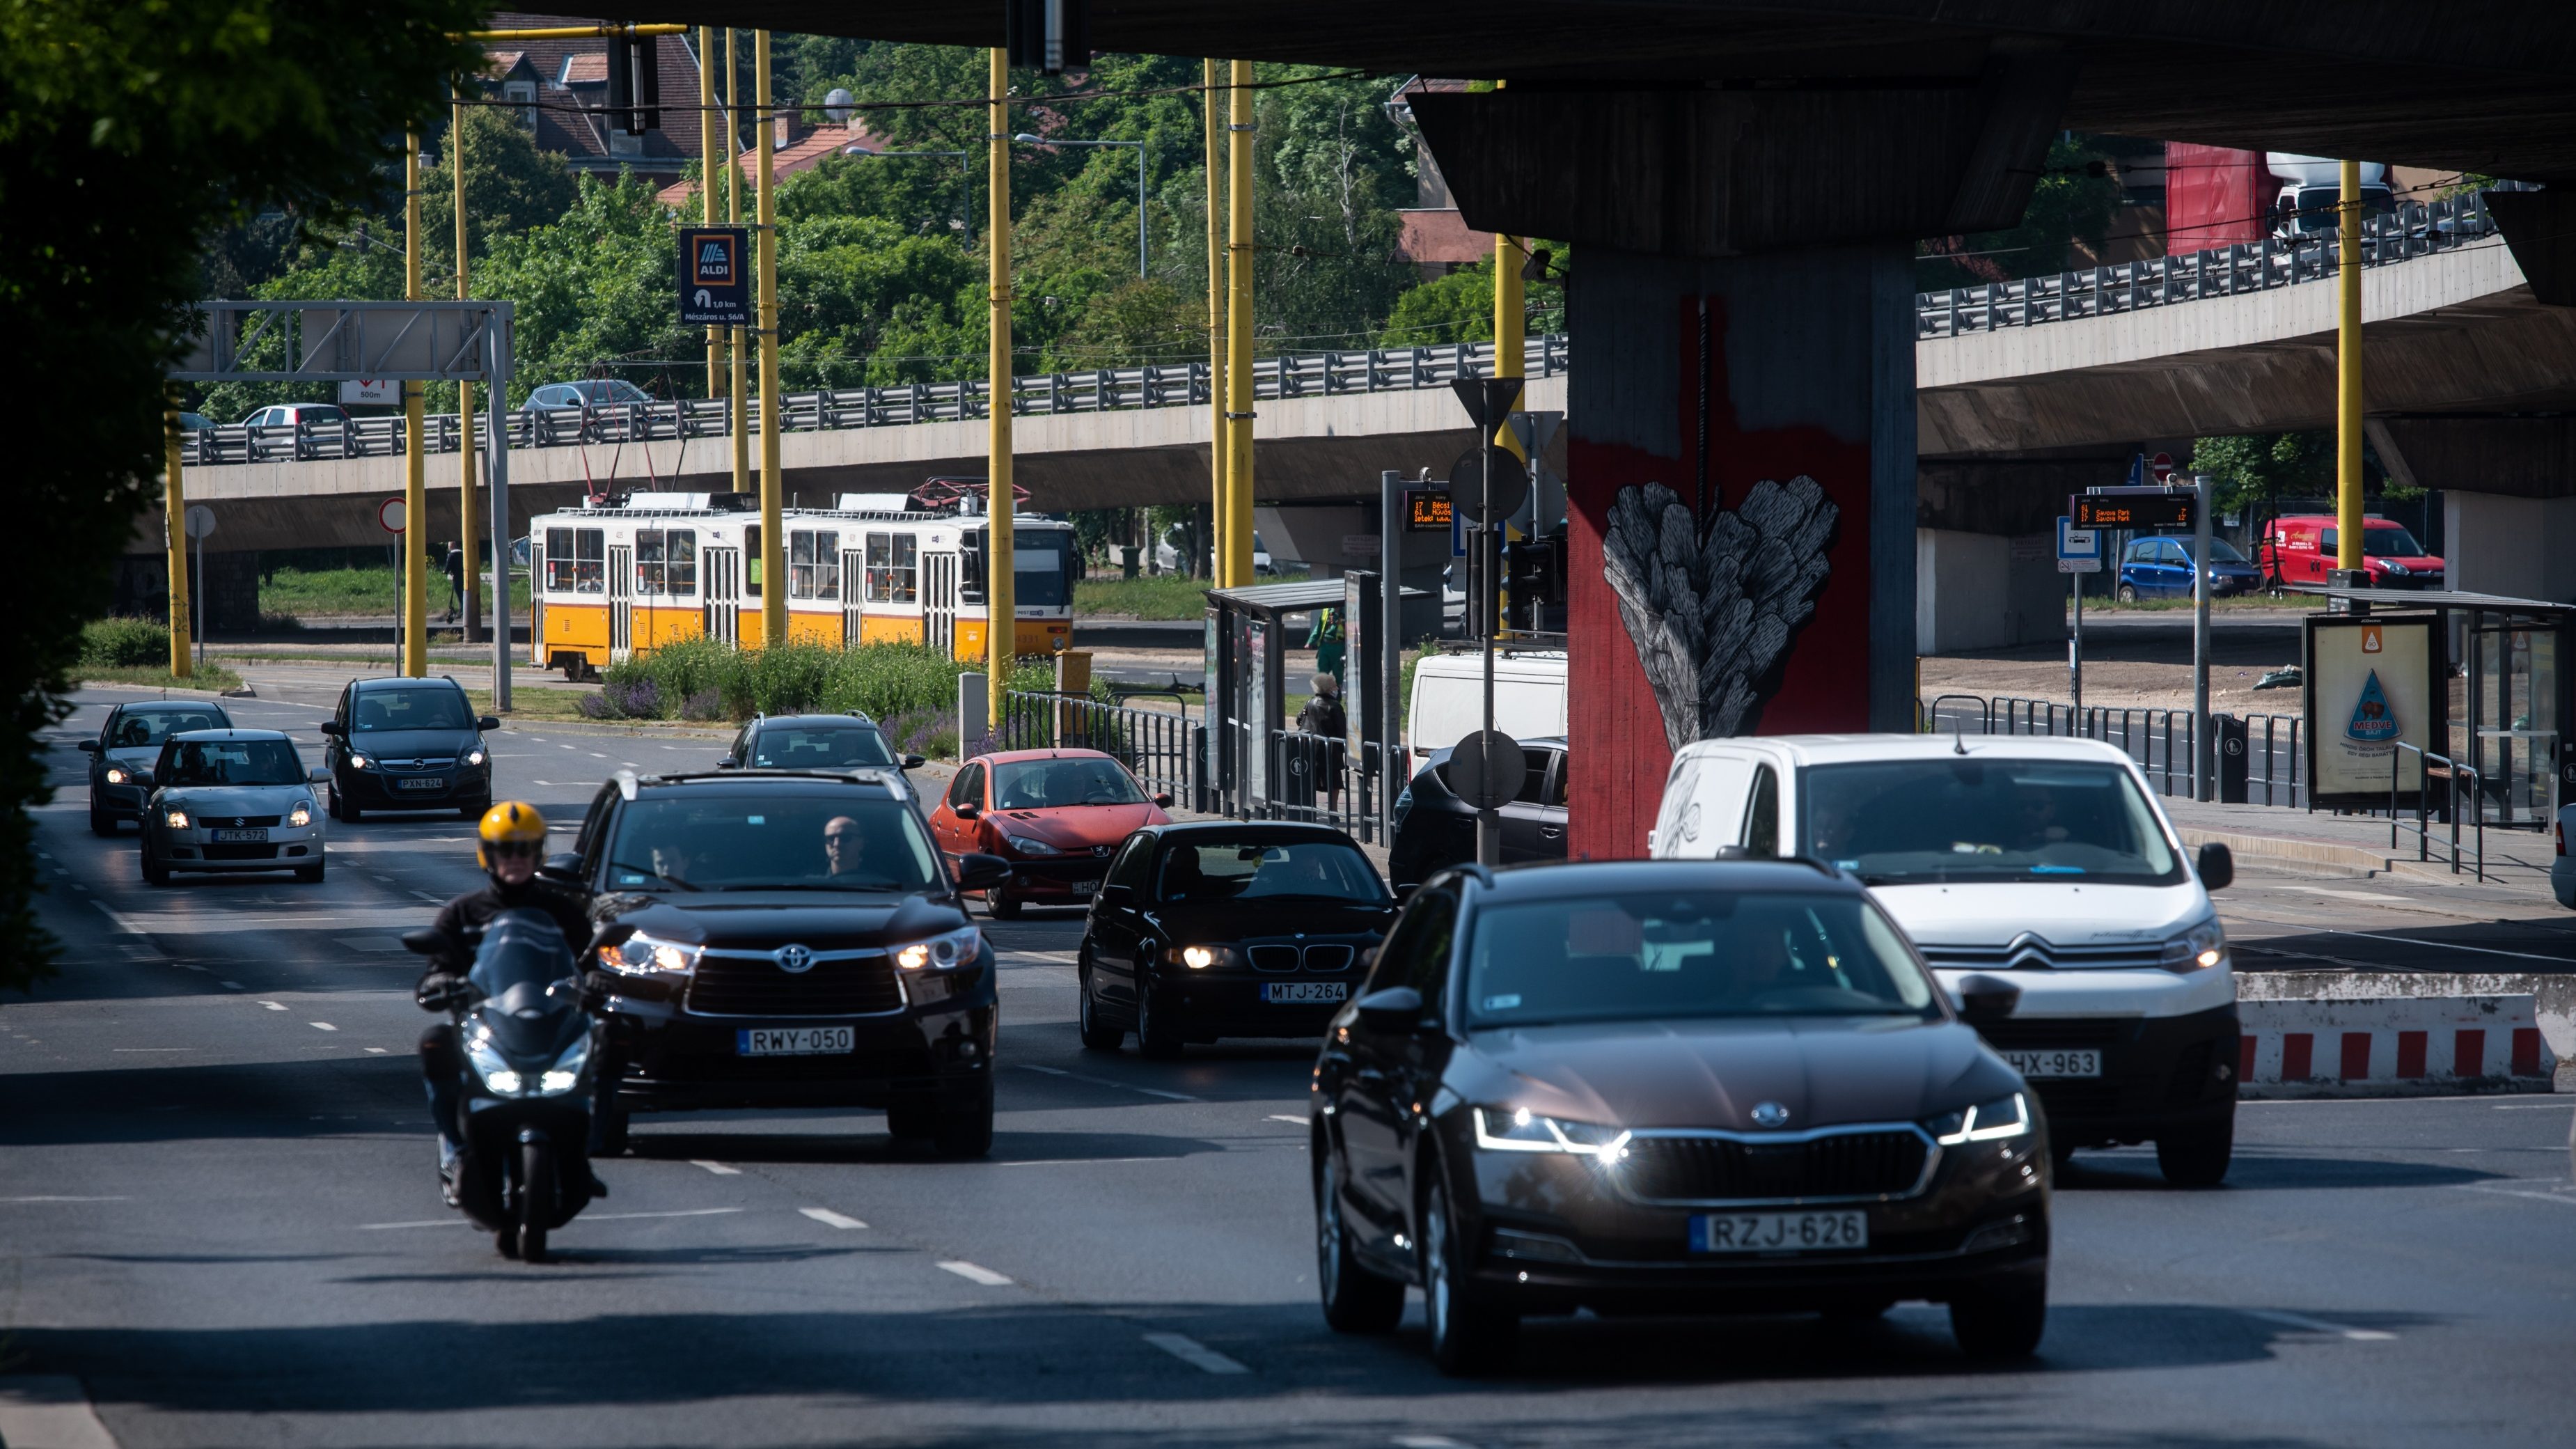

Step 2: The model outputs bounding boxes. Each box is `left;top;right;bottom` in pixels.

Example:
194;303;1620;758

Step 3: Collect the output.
1307;605;1346;686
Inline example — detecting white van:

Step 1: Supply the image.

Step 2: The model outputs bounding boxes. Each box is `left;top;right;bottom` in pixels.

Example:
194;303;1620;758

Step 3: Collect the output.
1647;733;2240;1186
1405;650;1566;770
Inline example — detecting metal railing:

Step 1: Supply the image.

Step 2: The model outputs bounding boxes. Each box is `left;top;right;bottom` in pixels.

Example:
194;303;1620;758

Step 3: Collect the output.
2392;741;2485;881
989;691;1201;806
1916;191;2497;338
1920;692;2306;808
1260;731;1386;844
179;335;1573;469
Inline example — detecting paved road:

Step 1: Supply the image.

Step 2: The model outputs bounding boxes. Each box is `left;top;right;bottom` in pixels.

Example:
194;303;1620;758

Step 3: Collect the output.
3;687;2570;1446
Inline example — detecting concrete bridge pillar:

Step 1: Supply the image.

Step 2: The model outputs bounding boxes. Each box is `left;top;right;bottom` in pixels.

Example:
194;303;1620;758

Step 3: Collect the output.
1410;63;2070;857
2378;416;2576;602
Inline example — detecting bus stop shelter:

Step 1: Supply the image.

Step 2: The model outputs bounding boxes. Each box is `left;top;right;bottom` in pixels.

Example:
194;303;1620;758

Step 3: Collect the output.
1202;577;1435;830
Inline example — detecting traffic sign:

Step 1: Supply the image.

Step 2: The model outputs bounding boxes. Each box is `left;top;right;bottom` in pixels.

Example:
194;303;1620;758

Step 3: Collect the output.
2056;517;2100;574
678;226;750;325
1449;446;1529;526
339;378;398;405
2150;451;2176;483
1447;729;1525;810
378;497;407;535
183;505;217;541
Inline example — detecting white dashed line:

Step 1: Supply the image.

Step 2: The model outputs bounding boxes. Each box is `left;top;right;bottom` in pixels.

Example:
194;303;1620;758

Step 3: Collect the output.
1266;1114;1306;1125
938;1260;1012;1286
364;1047;389;1054
588;752;607;759
220;981;245;990
1012;1062;1200;1102
799;1207;867;1230
1001;1157;1175;1168
1135;1087;1196;1101
1021;1064;1069;1076
690;1160;742;1176
2243;1309;2396;1342
91;902;143;934
1142;1332;1248;1374
1393;1438;1474;1449
310;1021;338;1032
0;1196;129;1205
258;1001;288;1012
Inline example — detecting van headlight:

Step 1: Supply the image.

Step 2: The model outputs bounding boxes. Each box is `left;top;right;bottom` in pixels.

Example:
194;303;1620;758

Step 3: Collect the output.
597;933;700;976
2161;918;2227;973
1473;1106;1629;1158
896;924;981;971
1929;1092;2031;1145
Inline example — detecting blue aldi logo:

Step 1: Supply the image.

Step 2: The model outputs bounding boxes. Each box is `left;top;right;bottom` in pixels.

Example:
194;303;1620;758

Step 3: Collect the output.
679;227;749;324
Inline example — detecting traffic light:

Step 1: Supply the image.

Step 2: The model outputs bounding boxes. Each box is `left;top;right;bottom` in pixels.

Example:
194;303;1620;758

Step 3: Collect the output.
604;33;659;135
1006;0;1090;74
1505;535;1566;632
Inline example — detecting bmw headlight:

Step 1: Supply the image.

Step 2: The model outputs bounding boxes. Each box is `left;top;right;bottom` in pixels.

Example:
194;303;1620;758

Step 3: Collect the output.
1162;944;1239;969
104;767;128;785
1472;1106;1630;1158
288;801;313;827
2161;918;2227;973
1929;1091;2032;1145
462;1032;522;1096
597;932;700;976
896;924;981;971
537;1035;589;1096
163;810;190;829
1003;833;1062;856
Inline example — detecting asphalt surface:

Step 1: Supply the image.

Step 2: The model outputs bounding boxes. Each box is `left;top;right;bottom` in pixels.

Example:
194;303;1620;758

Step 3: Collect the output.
2;686;2570;1447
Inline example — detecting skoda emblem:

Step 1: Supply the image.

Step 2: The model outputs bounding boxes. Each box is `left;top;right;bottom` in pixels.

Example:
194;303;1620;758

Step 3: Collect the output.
1750;1101;1791;1129
773;943;815;974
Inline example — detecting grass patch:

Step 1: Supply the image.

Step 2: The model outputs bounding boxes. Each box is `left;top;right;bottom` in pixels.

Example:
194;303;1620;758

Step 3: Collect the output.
79;664;244;693
2086;591;2319;612
462;687;721;728
1074;574;1213;620
261;565;531;618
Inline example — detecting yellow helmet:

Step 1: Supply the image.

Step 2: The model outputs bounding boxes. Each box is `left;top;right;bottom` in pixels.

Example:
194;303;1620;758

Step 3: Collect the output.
476;800;548;869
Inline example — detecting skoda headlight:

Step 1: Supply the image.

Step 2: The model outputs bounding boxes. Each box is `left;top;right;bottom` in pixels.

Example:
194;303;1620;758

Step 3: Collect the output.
1003;833;1062;857
288;801;313;827
163;810;190;829
537;1035;590;1096
597;932;700;976
1929;1091;2032;1145
462;1031;523;1097
1163;944;1239;969
104;767;128;785
2161;918;2227;973
1472;1106;1630;1159
896;924;981;971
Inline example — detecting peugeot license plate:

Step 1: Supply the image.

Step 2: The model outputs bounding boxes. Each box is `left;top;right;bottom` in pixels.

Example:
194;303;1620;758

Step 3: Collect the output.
1262;981;1347;1005
210;828;267;843
394;776;447;792
2001;1048;2103;1078
737;1026;855;1056
1690;1210;1868;1254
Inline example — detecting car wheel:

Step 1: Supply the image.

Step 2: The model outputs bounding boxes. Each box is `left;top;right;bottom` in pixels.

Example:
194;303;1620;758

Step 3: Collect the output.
141;846;169;887
931;1078;994;1159
2155;1113;2234;1188
88;802;114;837
294;859;325;884
2116;583;2139;604
1949;1273;2048;1361
517;1137;554;1264
1076;949;1123;1052
1134;973;1183;1060
988;891;1022;921
1422;1178;1516;1375
1316;1144;1403;1333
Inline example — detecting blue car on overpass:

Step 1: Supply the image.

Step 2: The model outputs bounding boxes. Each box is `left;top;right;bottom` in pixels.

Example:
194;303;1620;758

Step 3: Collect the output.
2116;535;2266;602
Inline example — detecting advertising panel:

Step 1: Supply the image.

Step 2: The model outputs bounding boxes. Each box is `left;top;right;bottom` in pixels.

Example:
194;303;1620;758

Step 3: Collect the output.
2306;615;2442;807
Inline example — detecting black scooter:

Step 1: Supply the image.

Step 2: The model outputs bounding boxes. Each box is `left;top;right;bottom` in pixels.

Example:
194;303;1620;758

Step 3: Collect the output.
405;910;599;1262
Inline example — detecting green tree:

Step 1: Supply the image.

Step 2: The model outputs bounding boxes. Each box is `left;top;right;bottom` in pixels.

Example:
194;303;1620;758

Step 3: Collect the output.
1917;135;2123;290
1;0;482;994
421;103;579;276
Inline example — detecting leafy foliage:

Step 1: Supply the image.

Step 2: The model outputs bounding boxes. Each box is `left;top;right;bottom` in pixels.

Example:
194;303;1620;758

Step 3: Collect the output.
1917;136;2124;290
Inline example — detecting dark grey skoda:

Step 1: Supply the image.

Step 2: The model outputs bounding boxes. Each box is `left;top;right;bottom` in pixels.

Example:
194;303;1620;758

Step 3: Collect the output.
1310;859;2048;1375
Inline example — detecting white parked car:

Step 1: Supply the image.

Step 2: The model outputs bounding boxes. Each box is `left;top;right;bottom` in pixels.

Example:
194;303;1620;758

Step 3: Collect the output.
1649;733;2239;1186
1404;650;1565;774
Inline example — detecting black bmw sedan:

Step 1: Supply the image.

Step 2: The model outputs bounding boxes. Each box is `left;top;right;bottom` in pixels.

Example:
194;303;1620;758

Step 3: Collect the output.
1312;859;2048;1374
1078;822;1397;1058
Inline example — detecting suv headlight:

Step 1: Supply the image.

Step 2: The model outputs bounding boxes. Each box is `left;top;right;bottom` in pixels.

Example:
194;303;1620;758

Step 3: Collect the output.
1003;833;1062;856
597;932;700;976
2161;918;2226;973
897;924;981;971
1929;1091;2031;1145
1472;1106;1629;1158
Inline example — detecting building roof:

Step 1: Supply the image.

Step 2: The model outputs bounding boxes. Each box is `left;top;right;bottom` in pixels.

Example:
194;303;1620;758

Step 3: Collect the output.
1399;207;1495;265
476;11;707;178
657;120;893;212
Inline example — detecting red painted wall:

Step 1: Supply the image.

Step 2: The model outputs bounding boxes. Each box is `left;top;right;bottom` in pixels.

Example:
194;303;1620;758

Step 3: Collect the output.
1565;295;1874;862
2165;142;2270;251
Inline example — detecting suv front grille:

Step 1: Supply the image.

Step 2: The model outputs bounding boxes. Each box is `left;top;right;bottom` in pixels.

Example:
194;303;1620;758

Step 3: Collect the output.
1621;1129;1931;1204
685;953;902;1017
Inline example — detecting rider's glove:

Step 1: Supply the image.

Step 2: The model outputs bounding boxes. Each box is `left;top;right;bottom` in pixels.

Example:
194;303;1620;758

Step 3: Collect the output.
416;973;466;1012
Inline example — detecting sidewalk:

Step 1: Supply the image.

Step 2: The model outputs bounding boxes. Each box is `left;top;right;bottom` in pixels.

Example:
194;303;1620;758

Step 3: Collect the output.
2162;794;2553;895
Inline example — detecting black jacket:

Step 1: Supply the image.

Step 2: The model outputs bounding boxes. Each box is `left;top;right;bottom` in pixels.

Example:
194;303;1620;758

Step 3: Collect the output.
420;877;594;982
1296;694;1348;740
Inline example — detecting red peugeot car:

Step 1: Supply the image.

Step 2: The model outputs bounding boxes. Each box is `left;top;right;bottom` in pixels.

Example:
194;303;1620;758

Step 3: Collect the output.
928;749;1173;918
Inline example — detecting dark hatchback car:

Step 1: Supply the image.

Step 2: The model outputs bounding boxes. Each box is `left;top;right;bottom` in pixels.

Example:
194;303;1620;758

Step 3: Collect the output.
1312;859;2048;1375
78;700;235;834
721;713;927;809
1388;737;1567;892
1078;822;1396;1057
320;675;501;821
566;769;1011;1157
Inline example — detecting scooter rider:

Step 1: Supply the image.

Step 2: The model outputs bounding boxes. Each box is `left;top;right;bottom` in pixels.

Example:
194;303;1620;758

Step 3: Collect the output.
417;801;597;1199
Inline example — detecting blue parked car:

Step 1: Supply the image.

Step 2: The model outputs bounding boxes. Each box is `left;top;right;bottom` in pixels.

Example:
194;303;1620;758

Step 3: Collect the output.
2116;535;2265;601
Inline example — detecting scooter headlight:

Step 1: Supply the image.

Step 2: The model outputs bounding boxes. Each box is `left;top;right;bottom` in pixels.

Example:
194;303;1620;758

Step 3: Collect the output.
537;1035;590;1096
462;1031;522;1096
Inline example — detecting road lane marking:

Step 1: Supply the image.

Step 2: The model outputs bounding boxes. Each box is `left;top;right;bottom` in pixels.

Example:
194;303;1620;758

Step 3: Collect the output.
2321;928;2576;965
258;1001;288;1012
2453;1181;2576;1208
111;1048;191;1053
220;981;245;990
938;1260;1012;1285
364;1047;389;1054
91;902;143;934
1142;1331;1248;1374
2243;1309;2396;1342
1135;1087;1196;1101
1021;1064;1069;1075
799;1207;867;1230
1266;1114;1307;1125
2491;1101;2576;1109
1000;1157;1178;1168
1;1196;129;1204
310;1022;338;1032
690;1160;742;1175
359;1207;744;1230
1012;1062;1200;1102
0;1373;120;1449
1393;1438;1475;1448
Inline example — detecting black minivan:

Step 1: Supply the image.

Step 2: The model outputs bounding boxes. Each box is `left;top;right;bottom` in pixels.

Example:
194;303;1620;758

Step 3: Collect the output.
319;675;499;821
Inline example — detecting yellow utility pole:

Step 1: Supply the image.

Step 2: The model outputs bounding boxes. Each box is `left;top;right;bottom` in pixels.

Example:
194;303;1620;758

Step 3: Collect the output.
987;45;1017;728
756;30;785;648
1203;58;1227;586
700;25;722;400
728;28;750;501
164;408;191;679
402;128;427;677
455;89;480;643
1223;59;1255;587
2336;157;2364;577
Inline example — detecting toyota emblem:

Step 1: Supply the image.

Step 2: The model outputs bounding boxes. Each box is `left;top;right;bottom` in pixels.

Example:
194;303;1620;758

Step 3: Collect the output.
1750;1101;1791;1129
773;943;815;974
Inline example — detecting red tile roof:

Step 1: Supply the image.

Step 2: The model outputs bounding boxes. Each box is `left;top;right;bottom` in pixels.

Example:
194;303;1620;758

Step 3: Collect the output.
1400;208;1495;266
657;123;893;212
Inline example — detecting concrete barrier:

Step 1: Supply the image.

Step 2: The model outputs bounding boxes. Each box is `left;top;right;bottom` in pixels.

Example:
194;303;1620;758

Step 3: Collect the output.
2236;970;2573;1097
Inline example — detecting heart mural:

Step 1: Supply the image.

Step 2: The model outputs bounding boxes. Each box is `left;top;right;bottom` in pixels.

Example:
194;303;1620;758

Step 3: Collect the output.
1601;476;1839;752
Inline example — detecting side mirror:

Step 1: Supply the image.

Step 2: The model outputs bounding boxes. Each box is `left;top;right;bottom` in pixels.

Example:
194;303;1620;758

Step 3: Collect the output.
953;852;1011;892
400;927;443;957
1954;973;2021;1027
476;715;503;733
1354;985;1429;1035
317;720;344;737
539;852;585;882
2195;840;2234;892
902;754;927;772
1096;882;1135;908
1152;792;1175;808
954;801;981;820
307;767;331;786
76;740;98;754
715;756;739;769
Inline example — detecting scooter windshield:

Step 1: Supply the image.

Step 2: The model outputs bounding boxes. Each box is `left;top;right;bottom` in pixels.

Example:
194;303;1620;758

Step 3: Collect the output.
469;910;578;999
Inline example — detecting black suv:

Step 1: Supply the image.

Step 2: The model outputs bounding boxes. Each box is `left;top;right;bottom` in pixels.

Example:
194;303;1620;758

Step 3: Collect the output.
721;713;927;809
77;699;235;835
319;675;499;821
562;769;1010;1157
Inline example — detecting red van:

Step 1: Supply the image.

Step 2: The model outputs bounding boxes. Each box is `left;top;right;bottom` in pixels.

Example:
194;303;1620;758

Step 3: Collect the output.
2259;514;2444;589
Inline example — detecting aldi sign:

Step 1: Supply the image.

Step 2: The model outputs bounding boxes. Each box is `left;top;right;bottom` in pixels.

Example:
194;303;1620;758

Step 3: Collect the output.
678;227;750;324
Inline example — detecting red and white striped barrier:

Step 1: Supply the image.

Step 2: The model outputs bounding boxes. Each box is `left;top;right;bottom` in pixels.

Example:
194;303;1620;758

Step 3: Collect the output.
2238;992;2556;1098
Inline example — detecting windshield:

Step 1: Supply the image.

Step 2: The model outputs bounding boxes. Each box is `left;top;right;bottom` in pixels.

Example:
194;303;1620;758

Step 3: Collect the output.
749;725;895;769
602;794;939;893
2363;526;2426;558
1465;891;1937;1028
975;528;1074;608
1159;840;1386;904
1803;758;2183;886
469;909;577;998
109;707;227;749
993;755;1145;810
2185;538;2249;563
157;737;308;788
352;687;476;733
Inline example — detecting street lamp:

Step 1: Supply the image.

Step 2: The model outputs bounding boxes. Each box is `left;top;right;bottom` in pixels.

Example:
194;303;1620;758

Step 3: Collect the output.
1013;132;1147;280
841;144;975;242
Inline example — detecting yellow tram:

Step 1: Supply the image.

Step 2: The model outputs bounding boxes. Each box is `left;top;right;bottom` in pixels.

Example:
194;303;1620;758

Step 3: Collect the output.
529;491;1076;678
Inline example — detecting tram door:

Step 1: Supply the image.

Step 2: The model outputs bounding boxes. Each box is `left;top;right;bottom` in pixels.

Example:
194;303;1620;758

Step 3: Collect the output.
607;545;634;661
923;551;959;659
528;540;546;657
702;547;741;645
840;545;867;647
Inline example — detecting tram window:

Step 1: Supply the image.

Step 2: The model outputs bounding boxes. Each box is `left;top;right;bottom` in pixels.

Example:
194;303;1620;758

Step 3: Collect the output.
744;525;761;597
865;532;920;604
546;527;604;593
637;528;698;596
790;529;840;601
